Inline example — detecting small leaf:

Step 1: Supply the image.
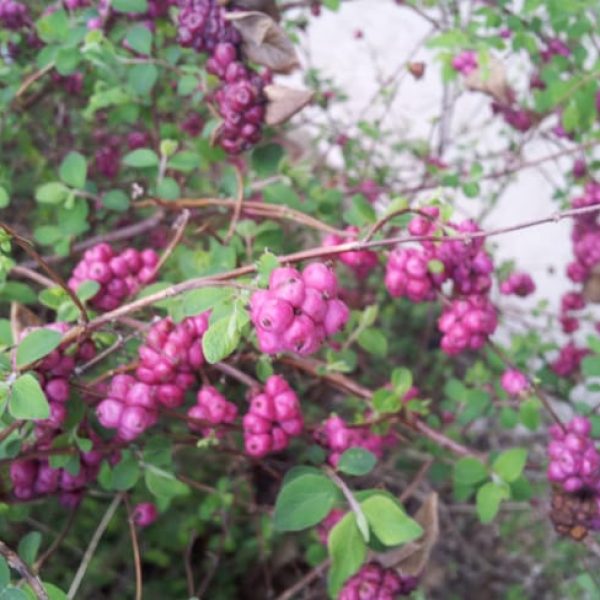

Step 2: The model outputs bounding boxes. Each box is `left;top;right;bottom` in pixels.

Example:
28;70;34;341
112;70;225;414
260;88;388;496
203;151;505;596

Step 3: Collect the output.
256;251;279;286
113;0;148;12
128;63;158;95
453;457;488;486
327;513;366;597
202;315;240;364
111;455;140;491
357;328;388;357
17;531;41;566
9;374;50;420
59;152;87;189
361;494;423;546
16;329;62;368
102;190;130;212
125;24;152;55
251;143;284;177
274;473;337;531
182;287;232;317
476;481;510;523
0;186;9;209
35;182;69;205
337;448;377;476
0;556;9;589
145;467;189;499
122;148;159;168
492;448;527;483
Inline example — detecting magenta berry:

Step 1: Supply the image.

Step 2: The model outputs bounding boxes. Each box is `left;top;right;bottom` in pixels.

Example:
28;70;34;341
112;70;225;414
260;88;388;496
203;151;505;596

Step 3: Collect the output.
132;502;158;527
500;369;529;396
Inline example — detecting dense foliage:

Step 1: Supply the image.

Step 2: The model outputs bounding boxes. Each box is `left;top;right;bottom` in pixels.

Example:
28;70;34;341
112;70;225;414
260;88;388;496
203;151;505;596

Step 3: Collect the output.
1;0;600;598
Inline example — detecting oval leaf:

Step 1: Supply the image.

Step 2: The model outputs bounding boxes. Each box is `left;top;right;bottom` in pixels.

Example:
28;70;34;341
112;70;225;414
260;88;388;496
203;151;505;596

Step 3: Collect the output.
9;374;50;420
361;494;423;546
16;329;62;368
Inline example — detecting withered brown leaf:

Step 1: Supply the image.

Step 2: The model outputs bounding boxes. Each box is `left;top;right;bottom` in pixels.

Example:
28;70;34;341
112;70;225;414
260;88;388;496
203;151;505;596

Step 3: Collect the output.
227;11;299;74
264;84;313;126
464;58;513;106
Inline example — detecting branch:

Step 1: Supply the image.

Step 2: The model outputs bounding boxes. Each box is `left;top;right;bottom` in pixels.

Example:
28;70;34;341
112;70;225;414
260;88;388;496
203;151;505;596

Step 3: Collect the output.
123;496;143;600
0;540;48;600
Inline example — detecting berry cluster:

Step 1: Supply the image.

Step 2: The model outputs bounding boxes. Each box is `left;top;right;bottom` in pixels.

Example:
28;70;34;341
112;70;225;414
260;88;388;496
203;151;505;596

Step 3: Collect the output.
547;416;600;494
22;323;96;433
208;44;269;154
339;563;419;600
69;243;159;311
438;295;498;355
96;315;209;440
0;0;28;30
177;0;240;54
451;50;478;76
187;385;238;437
551;342;589;378
567;183;600;280
250;264;349;356
243;375;303;458
177;0;268;154
500;369;529;397
560;291;585;334
323;226;378;279
10;431;107;507
500;272;536;297
386;211;498;355
314;415;394;467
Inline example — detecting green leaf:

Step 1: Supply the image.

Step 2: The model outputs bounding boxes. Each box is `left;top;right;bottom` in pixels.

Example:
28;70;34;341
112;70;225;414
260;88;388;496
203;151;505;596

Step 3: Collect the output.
182;287;233;317
0;186;9;209
0;556;9;589
125;24;153;55
156;177;180;200
75;280;100;302
371;388;401;414
202;315;240;364
453;457;488;486
36;9;69;43
251;144;284;177
492;448;527;483
59;152;87;189
55;48;81;75
0;587;28;600
128;63;158;95
167;151;200;173
391;367;413;397
43;584;69;600
145;467;189;499
111;455;140;491
16;329;62;368
360;494;423;546
113;0;148;12
123;148;159;168
256;251;279;287
102;190;130;212
274;473;337;531
344;195;376;226
9;374;50;420
17;532;41;566
582;355;600;377
35;182;69;205
476;481;510;523
337;448;377;476
327;513;366;596
519;397;541;430
357;328;388;357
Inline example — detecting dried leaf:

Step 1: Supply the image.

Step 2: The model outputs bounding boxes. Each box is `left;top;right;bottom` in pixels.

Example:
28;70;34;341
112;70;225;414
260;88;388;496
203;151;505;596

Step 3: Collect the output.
584;266;600;303
230;0;280;20
264;84;313;126
377;492;439;577
227;11;299;74
10;302;41;344
464;58;513;105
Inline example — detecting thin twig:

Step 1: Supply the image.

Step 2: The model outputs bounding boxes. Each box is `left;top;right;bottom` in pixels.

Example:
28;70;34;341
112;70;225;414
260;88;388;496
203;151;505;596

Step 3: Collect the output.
153;209;190;275
10;266;55;288
0;540;48;600
213;362;259;389
124;496;143;600
67;494;122;600
225;165;245;243
34;507;79;572
275;559;330;600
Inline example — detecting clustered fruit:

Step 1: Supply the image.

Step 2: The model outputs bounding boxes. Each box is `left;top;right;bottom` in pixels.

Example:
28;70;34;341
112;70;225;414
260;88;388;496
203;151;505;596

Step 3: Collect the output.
551;342;589;378
96;314;209;440
243;375;303;458
22;323;96;433
250;263;350;356
547;416;600;494
386;210;498;355
187;385;238;437
323;226;379;279
69;242;159;311
339;563;419;600
499;272;536;297
451;50;478;76
314;415;394;467
177;1;268;153
0;0;29;30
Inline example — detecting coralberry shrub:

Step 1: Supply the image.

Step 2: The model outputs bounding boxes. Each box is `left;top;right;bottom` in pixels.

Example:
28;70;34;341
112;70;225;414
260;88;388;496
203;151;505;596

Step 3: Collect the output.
1;1;600;599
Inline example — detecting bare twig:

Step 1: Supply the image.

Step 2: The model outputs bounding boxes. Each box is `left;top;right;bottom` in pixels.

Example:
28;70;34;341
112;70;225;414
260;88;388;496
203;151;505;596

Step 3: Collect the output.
67;494;122;599
0;540;48;600
275;559;330;600
225;165;245;243
34;507;79;572
124;496;143;600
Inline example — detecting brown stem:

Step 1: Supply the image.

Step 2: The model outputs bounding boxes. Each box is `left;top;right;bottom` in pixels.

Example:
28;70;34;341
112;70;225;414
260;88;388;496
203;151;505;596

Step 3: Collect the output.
0;540;48;600
153;209;190;275
124;496;143;600
275;559;330;600
212;362;259;390
225;165;245;243
34;507;79;572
